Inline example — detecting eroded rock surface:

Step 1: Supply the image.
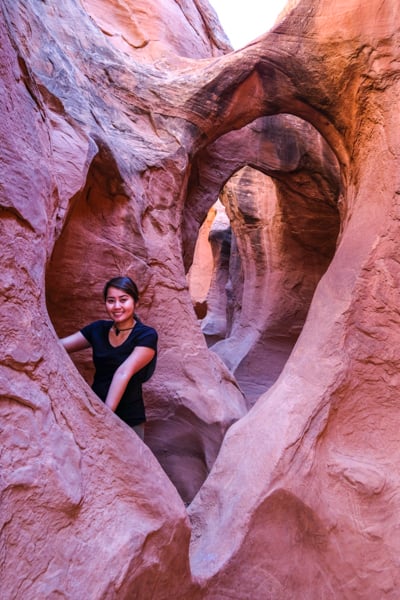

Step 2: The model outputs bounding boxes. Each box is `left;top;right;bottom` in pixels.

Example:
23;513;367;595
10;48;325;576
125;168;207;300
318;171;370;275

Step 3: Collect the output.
186;115;340;403
2;0;400;598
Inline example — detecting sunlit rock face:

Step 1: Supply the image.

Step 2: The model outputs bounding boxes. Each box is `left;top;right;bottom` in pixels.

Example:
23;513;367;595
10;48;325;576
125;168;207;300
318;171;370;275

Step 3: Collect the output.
187;203;217;319
80;0;231;60
2;0;400;598
190;200;233;344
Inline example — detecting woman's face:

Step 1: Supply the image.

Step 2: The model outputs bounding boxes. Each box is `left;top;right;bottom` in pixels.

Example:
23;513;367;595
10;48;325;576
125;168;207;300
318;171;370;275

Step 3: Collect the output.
105;286;135;324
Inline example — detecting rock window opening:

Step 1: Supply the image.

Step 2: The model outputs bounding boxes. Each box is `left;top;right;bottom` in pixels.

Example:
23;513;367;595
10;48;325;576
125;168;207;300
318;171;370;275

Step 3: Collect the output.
45;147;233;506
45;144;148;390
188;163;341;408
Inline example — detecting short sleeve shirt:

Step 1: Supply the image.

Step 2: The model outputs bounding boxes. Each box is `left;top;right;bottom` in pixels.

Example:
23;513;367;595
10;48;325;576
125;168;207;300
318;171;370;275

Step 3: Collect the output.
80;319;158;426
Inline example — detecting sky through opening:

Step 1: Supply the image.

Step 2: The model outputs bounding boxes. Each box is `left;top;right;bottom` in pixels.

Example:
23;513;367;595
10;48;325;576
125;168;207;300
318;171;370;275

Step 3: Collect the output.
208;0;289;49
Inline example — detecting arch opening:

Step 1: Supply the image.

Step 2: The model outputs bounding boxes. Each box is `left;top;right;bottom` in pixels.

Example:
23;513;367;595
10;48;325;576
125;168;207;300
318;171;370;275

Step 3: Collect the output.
185;115;342;407
44;143;237;505
45;143;148;386
44;113;343;503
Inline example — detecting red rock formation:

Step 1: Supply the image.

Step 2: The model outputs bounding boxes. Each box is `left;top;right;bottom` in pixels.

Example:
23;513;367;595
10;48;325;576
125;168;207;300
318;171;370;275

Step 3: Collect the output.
188;3;400;599
185;115;340;405
80;0;231;60
2;0;400;598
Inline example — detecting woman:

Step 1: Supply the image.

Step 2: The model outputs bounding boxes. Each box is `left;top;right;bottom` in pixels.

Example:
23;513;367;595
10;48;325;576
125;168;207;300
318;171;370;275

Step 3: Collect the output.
61;276;158;440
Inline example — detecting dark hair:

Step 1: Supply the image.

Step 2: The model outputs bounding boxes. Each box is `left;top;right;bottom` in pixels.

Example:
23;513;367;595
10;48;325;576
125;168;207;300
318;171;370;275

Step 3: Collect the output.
103;276;139;302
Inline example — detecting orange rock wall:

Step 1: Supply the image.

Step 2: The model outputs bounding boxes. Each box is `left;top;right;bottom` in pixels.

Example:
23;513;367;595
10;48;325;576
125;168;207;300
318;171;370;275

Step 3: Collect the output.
1;0;400;598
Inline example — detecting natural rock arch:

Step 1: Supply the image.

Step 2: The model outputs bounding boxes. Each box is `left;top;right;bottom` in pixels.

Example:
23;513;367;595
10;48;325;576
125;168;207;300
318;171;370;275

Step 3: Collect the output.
185;115;341;404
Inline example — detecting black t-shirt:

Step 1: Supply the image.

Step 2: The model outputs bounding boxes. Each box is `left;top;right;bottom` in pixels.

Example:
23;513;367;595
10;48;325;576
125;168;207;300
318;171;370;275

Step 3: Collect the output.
80;319;158;426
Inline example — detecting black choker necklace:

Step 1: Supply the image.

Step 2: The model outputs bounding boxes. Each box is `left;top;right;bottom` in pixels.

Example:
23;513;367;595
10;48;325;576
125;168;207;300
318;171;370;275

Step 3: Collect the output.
114;324;135;336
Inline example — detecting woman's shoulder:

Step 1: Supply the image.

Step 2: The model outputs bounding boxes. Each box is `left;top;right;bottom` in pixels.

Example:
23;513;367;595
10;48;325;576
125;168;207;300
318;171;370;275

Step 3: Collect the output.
135;319;157;333
133;319;158;342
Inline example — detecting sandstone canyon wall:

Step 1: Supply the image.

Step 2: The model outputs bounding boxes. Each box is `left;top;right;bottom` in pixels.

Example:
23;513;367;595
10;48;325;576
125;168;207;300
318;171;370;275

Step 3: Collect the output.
1;0;400;598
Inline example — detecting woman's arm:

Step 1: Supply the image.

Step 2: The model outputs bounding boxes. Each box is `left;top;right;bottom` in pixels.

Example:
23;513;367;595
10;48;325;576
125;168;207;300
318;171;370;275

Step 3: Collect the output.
105;346;155;412
60;331;91;353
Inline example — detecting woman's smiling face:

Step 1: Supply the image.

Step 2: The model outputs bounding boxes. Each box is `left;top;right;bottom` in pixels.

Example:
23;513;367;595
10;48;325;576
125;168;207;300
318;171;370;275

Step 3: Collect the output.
105;286;135;325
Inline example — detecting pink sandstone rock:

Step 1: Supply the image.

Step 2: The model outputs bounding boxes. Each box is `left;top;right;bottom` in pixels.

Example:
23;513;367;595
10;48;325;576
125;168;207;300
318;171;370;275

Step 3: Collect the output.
185;115;340;403
80;0;231;61
1;0;400;598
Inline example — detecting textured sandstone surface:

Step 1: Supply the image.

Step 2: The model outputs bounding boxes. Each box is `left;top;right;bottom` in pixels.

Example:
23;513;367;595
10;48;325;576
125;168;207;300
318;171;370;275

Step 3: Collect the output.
185;114;340;403
1;0;400;598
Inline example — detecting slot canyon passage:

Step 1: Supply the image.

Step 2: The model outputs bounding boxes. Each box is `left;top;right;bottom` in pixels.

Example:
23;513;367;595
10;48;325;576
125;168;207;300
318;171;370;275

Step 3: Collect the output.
1;0;400;597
